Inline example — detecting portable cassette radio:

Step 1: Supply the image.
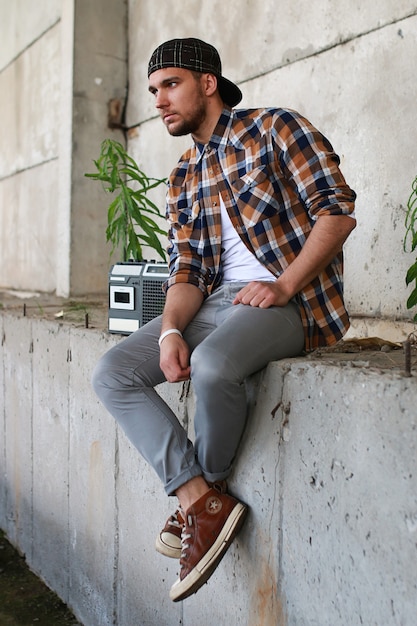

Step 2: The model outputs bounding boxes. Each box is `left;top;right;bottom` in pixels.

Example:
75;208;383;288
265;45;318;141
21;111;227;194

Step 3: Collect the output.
108;261;169;334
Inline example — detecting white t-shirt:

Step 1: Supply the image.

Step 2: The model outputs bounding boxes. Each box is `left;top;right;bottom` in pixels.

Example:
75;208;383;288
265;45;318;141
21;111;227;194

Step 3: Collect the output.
220;195;276;282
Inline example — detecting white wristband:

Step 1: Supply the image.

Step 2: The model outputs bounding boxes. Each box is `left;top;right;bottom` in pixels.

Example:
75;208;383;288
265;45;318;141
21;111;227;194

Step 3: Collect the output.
158;328;183;347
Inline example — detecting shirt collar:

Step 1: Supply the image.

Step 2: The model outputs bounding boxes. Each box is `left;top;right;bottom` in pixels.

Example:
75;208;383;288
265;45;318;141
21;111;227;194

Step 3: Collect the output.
195;107;234;163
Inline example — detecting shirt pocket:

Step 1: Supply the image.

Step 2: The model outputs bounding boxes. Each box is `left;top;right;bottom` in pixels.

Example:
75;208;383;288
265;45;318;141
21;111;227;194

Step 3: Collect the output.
166;187;209;257
167;185;201;227
230;165;281;224
230;166;269;195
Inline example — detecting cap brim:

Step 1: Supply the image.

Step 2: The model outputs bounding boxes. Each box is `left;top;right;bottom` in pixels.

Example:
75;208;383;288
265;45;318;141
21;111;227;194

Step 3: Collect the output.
218;76;242;107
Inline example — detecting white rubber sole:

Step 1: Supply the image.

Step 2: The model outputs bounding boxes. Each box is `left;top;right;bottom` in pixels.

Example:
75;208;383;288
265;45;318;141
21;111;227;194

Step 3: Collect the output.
155;532;182;559
169;502;248;602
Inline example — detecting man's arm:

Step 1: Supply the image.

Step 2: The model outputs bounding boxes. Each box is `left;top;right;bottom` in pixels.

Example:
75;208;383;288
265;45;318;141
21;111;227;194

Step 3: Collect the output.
159;283;204;382
233;214;356;308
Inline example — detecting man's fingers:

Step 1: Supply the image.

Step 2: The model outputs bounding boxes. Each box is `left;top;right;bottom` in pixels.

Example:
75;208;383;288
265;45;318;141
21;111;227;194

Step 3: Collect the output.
233;281;289;308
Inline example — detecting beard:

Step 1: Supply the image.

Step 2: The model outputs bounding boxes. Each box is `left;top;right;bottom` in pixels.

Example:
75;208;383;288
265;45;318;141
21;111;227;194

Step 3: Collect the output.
165;88;207;137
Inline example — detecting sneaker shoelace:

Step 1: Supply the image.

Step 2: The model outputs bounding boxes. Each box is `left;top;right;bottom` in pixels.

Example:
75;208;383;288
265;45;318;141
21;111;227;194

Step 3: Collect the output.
179;515;194;569
167;508;184;530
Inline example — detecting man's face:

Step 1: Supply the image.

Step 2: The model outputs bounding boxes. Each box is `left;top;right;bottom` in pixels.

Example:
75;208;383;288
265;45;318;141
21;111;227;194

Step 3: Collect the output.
148;67;207;137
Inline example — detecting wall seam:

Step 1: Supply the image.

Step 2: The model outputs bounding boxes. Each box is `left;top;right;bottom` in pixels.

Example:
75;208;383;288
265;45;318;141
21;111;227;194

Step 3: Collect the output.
0;17;61;75
0;156;59;184
239;10;417;87
66;328;73;606
132;9;417;131
0;320;6;531
112;427;120;626
29;320;34;564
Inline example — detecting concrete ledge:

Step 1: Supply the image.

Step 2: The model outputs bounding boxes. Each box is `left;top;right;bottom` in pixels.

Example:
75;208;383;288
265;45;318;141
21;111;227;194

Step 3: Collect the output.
0;311;416;625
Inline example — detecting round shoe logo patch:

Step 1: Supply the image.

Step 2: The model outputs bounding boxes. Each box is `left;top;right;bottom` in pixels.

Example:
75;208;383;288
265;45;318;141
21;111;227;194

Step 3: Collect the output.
206;496;222;515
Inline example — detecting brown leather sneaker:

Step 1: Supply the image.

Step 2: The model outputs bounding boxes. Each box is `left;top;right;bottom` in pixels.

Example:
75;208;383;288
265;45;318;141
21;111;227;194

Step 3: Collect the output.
169;488;248;602
156;481;228;559
155;508;184;559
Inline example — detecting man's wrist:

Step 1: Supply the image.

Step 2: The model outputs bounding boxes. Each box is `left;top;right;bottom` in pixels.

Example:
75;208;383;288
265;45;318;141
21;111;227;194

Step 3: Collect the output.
275;273;296;301
158;328;183;347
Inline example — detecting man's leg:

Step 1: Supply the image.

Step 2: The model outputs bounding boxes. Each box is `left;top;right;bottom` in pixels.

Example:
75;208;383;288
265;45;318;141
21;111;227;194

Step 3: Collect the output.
92;282;302;493
91;315;204;495
167;283;304;601
92;284;304;601
189;282;305;482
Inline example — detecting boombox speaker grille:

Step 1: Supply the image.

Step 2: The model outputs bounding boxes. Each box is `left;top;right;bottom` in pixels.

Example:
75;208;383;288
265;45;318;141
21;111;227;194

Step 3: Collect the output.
142;279;166;324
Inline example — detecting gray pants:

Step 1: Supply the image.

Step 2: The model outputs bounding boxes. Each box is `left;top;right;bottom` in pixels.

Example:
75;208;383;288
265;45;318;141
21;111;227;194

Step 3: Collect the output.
92;282;304;495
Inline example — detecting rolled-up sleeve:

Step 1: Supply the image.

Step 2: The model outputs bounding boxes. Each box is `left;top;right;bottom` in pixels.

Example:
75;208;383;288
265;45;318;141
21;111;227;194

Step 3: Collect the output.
273;109;356;220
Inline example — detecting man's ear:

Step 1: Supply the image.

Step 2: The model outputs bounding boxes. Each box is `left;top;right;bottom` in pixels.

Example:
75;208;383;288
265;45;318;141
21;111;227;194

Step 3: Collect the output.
202;73;218;97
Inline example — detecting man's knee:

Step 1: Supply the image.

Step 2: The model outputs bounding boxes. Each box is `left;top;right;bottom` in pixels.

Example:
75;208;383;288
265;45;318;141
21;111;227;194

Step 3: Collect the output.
91;353;112;398
91;350;129;399
190;343;238;386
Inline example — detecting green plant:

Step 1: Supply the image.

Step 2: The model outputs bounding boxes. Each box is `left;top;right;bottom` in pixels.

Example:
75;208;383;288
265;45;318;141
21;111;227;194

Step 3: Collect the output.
404;175;417;321
85;139;167;262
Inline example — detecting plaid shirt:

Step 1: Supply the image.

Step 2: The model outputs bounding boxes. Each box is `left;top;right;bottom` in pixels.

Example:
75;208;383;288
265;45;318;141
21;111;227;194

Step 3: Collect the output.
164;106;356;351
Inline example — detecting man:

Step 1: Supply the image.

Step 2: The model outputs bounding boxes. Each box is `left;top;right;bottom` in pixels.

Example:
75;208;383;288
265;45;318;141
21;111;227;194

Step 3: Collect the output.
92;37;356;602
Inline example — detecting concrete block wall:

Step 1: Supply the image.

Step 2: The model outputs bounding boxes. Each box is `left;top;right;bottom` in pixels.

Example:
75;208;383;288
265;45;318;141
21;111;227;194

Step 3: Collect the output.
0;3;61;293
0;0;127;296
1;311;416;625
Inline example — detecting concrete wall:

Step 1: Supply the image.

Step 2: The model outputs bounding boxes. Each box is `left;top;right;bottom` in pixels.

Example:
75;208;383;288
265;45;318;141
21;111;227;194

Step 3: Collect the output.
0;1;61;293
1;1;416;326
1;311;416;625
0;0;127;297
68;0;127;296
127;0;417;326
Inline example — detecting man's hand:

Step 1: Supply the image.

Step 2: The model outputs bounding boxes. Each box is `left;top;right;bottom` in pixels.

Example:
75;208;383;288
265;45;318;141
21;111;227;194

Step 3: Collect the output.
159;334;191;383
233;280;290;308
233;215;356;309
158;283;204;382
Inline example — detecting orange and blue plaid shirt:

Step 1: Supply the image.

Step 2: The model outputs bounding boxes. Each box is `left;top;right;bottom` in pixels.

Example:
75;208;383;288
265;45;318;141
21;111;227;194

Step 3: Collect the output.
164;106;356;351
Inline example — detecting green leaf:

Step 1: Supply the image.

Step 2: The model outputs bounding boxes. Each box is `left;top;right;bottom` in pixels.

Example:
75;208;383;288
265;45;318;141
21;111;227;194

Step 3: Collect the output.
138;212;166;233
405;262;417;285
147;177;167;191
106;196;120;224
406;288;417;310
131;193;162;213
120;166;147;184
138;234;166;259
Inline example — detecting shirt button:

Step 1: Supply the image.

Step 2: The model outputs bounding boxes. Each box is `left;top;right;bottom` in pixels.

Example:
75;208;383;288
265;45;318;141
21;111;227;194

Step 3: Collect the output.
212;201;217;206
